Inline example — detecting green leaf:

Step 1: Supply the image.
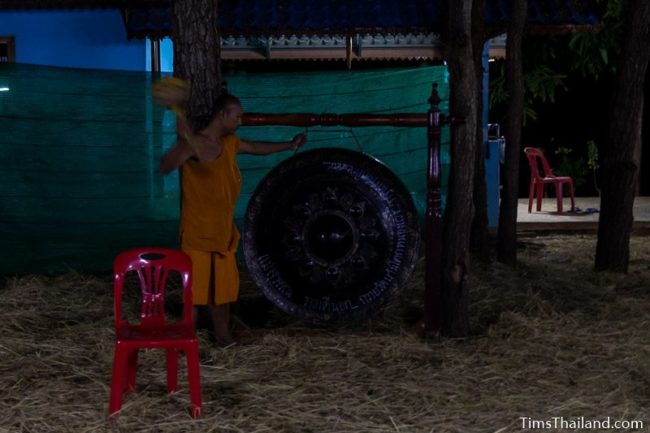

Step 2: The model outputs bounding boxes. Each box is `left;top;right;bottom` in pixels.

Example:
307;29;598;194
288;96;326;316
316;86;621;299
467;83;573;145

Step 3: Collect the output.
600;48;609;65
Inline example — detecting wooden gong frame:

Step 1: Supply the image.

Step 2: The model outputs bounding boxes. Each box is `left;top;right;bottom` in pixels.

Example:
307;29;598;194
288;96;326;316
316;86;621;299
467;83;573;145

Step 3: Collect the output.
242;83;449;334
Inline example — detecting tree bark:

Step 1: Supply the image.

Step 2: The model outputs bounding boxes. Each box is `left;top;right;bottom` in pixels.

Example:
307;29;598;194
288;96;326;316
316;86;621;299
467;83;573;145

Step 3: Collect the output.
470;0;490;261
172;0;221;130
496;0;526;266
595;0;650;272
441;0;477;337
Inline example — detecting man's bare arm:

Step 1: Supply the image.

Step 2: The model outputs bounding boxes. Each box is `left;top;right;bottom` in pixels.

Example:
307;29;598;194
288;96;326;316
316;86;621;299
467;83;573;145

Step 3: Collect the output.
159;139;196;174
238;133;307;155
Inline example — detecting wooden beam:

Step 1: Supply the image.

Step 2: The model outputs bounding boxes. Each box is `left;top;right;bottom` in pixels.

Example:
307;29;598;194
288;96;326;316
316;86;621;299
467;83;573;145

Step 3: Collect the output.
242;112;428;127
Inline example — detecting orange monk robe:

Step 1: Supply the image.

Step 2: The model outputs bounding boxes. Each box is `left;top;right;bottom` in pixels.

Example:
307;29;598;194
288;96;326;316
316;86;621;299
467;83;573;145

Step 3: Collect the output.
180;135;242;305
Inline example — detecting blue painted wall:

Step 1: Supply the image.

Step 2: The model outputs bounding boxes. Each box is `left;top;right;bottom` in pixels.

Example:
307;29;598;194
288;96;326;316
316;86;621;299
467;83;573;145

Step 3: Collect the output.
0;10;147;71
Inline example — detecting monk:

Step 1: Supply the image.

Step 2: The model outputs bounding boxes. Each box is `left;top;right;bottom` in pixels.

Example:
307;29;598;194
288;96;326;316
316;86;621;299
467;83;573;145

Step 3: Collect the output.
160;93;306;345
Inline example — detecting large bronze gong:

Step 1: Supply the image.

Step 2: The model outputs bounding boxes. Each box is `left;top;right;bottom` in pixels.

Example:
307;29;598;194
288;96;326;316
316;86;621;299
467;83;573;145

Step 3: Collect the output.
243;148;421;323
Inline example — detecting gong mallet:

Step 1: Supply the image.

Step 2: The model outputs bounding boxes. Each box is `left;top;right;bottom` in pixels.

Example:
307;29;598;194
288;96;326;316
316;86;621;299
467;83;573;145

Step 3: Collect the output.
151;77;200;154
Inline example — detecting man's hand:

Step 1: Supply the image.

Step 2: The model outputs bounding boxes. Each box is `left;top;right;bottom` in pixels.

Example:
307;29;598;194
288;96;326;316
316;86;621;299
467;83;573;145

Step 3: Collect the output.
290;133;308;150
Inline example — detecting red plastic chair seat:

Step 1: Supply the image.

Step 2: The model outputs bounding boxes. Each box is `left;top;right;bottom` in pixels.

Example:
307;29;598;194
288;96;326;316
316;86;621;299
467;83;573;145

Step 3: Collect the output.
108;248;202;418
524;147;575;213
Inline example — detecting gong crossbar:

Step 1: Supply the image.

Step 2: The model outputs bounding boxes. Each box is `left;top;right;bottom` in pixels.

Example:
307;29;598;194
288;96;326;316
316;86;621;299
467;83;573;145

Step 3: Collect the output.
241;83;446;336
242;113;428;127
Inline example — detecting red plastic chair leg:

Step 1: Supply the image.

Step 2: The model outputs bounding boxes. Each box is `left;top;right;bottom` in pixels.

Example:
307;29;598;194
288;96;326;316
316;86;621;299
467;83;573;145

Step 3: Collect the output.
528;181;535;213
536;183;544;211
185;345;202;418
166;349;179;393
109;348;129;416
126;350;138;392
556;182;564;213
190;405;202;418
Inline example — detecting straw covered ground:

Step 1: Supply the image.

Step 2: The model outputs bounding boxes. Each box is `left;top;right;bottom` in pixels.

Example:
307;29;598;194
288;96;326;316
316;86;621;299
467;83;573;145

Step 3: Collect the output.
1;234;649;433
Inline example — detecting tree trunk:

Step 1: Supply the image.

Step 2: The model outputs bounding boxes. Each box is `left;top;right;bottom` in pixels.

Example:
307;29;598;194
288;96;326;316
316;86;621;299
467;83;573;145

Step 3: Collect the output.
441;0;477;337
172;0;221;130
496;0;526;266
595;0;650;272
470;0;490;261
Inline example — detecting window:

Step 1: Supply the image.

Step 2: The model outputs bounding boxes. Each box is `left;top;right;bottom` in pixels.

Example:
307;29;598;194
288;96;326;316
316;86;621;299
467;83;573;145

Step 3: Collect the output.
0;36;16;63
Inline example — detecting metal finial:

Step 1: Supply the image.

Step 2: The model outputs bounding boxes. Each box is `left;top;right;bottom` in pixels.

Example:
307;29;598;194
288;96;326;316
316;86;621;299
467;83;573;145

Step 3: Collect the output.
428;82;441;108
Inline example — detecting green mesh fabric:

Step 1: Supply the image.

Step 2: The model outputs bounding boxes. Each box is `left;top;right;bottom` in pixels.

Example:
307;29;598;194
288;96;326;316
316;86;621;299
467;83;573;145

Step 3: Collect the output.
0;63;449;275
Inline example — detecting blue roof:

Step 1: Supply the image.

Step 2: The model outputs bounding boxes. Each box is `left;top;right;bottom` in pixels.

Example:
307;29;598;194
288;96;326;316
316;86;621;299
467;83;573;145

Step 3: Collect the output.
124;0;600;39
218;0;444;30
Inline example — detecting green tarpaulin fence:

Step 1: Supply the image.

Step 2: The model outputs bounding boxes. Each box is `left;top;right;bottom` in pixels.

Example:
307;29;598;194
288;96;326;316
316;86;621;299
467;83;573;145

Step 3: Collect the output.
0;63;449;275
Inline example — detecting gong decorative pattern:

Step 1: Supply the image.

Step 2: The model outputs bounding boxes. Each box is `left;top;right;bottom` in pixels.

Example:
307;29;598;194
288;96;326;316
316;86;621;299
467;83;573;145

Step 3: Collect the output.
244;148;420;323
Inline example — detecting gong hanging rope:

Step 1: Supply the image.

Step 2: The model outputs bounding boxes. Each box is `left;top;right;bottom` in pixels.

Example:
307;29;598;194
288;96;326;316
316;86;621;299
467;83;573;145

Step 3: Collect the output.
301;128;364;153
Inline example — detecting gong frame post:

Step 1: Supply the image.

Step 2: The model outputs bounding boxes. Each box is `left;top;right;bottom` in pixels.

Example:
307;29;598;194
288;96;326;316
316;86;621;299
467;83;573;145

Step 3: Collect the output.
424;83;443;336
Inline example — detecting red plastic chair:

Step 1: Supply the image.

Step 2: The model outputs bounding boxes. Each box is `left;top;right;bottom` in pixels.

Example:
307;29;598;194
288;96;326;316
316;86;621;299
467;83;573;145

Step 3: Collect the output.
524;147;575;213
109;248;202;418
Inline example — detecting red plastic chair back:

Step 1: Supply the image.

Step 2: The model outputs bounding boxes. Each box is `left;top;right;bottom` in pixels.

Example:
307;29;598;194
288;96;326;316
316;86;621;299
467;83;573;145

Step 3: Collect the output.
524;147;555;179
113;248;193;331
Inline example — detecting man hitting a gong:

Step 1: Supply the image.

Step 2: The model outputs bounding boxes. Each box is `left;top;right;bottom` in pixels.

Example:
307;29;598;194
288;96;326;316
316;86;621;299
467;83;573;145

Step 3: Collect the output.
160;91;306;346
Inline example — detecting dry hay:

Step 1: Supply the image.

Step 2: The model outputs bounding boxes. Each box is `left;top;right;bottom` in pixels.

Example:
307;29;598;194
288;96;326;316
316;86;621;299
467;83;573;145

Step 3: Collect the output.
1;235;649;433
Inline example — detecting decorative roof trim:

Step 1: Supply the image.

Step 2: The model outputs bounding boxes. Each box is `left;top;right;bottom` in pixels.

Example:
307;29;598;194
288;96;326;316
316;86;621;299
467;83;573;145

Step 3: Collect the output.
219;32;444;62
217;32;512;62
